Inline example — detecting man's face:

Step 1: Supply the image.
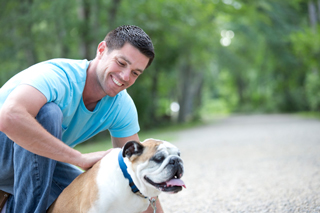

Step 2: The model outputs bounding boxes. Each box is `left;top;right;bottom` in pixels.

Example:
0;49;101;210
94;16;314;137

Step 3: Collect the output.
96;42;149;97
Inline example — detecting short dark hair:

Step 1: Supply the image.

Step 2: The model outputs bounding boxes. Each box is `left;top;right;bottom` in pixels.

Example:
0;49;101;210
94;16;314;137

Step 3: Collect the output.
104;25;155;68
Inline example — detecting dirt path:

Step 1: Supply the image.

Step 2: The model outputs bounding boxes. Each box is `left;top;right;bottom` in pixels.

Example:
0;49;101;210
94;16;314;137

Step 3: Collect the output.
159;114;320;212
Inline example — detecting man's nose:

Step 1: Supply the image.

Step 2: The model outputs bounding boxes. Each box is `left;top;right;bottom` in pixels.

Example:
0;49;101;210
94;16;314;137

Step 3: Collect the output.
120;69;130;82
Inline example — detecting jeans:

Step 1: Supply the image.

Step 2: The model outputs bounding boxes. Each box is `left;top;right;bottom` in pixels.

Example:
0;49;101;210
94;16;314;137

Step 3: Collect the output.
0;103;83;213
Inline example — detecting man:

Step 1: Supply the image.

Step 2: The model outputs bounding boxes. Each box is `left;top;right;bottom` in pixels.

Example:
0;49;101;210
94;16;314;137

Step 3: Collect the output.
0;25;163;213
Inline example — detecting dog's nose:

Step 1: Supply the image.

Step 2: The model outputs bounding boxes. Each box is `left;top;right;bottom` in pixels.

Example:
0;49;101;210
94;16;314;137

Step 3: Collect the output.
169;159;176;165
169;157;182;165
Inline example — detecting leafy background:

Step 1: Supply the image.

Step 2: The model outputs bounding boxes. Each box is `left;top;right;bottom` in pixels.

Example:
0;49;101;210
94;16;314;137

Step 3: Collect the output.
1;0;319;133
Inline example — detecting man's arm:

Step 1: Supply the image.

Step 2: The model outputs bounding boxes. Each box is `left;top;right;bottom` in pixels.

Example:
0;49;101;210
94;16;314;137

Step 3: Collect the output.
112;134;164;213
0;85;108;170
111;133;140;148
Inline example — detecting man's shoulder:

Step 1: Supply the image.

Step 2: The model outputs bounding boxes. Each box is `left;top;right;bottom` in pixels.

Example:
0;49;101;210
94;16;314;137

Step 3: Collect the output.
38;58;90;83
44;58;89;71
115;90;133;103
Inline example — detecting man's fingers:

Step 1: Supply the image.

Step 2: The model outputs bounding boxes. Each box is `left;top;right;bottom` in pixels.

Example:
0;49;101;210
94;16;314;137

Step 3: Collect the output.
80;149;114;171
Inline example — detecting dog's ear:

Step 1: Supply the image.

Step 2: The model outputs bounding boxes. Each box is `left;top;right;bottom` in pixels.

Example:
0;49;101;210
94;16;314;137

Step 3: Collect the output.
123;141;144;161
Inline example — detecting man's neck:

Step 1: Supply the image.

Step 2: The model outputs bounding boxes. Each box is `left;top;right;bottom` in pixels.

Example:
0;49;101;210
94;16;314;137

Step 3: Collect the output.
82;59;104;111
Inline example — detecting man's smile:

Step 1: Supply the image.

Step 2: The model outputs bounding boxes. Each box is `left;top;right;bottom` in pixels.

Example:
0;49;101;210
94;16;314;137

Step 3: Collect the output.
111;75;123;87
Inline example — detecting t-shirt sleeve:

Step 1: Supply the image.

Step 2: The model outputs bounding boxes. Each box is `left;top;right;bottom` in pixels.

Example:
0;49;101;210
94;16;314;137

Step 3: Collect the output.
20;63;69;104
108;93;140;138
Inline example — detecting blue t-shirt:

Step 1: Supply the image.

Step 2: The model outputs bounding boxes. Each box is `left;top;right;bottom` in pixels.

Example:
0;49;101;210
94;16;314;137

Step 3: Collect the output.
0;59;140;147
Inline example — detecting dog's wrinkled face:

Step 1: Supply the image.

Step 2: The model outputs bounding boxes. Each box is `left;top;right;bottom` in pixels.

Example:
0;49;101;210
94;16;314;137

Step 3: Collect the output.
123;138;185;197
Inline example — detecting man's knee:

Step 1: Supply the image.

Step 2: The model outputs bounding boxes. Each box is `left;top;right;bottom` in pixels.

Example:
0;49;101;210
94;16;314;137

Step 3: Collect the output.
36;102;63;138
37;102;62;121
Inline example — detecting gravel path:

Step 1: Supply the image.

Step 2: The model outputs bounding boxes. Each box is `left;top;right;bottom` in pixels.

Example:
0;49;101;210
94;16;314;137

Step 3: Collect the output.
159;114;320;213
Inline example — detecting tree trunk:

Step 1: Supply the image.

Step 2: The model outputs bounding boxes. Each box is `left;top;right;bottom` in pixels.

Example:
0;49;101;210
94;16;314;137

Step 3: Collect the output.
108;0;121;30
20;0;38;65
317;0;320;21
55;16;70;58
178;60;204;123
308;0;318;32
78;0;91;59
308;0;320;112
150;68;159;123
193;74;204;120
91;0;100;46
235;74;246;106
178;62;192;123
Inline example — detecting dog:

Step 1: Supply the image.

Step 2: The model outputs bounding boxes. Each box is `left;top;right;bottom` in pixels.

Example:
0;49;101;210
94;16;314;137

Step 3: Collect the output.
47;138;185;213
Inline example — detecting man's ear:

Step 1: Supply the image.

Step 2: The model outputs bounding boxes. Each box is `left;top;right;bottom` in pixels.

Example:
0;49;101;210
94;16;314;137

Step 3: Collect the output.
97;41;107;58
123;141;144;161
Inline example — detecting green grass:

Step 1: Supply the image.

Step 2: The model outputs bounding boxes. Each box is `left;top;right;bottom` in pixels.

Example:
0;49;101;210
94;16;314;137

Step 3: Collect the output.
74;119;212;154
74;139;113;154
295;111;320;120
74;111;319;154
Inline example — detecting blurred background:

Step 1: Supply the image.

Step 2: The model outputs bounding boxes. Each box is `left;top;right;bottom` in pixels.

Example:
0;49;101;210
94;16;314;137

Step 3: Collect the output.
2;2;319;210
1;0;319;131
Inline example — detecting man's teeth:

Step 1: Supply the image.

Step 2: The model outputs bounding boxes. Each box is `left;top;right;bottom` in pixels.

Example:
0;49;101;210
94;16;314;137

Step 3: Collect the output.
112;77;122;86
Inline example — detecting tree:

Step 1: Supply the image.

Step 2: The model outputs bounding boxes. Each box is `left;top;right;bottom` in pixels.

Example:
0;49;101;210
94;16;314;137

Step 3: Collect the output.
1;0;319;130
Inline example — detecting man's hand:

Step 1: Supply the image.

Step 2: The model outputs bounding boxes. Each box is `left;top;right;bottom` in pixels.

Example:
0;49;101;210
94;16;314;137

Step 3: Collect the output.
77;149;113;171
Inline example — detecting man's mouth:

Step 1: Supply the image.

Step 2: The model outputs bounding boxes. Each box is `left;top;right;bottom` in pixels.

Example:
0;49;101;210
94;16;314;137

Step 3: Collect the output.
144;176;186;193
111;76;123;87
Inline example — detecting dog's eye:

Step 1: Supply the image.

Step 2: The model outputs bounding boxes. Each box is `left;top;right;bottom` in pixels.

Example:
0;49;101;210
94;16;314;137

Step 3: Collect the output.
152;155;165;163
177;152;181;157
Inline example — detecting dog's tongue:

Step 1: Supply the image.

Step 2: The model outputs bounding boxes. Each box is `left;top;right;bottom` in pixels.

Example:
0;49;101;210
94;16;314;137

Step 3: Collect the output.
166;179;186;188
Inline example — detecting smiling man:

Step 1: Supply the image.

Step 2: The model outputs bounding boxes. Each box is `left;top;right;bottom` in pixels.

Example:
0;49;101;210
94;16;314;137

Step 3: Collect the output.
0;25;162;213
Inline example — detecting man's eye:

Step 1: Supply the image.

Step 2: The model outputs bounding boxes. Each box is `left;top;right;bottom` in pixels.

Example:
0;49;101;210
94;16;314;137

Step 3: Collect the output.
133;71;139;76
118;61;125;66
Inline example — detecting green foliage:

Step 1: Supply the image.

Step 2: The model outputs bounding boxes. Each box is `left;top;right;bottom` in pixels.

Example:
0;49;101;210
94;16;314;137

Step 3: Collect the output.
305;70;320;111
290;27;320;67
290;22;320;111
1;0;319;132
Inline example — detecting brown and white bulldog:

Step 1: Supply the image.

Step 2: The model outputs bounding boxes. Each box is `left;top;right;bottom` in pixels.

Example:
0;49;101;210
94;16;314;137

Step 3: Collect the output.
47;138;185;213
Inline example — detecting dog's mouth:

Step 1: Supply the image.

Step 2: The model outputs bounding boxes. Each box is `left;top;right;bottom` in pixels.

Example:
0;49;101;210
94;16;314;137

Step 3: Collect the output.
144;176;186;193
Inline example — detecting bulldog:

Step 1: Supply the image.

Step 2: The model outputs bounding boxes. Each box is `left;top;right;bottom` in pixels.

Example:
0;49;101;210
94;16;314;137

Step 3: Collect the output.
47;138;185;213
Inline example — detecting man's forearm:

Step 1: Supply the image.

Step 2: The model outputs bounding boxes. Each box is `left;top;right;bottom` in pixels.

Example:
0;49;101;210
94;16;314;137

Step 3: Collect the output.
0;84;82;165
0;104;82;165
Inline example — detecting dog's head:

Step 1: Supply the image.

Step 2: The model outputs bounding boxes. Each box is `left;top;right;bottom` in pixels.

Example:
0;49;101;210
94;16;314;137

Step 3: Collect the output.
122;138;185;197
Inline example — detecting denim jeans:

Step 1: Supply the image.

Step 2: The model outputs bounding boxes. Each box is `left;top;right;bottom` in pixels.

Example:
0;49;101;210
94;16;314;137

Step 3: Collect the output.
0;103;83;213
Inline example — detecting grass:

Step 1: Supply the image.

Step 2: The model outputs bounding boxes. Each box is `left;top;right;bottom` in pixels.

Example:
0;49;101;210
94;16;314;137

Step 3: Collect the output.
74;119;212;154
74;111;320;154
295;111;320;120
74;139;113;154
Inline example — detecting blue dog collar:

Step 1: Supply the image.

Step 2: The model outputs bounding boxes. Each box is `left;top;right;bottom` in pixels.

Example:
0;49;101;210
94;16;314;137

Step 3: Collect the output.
118;150;147;198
